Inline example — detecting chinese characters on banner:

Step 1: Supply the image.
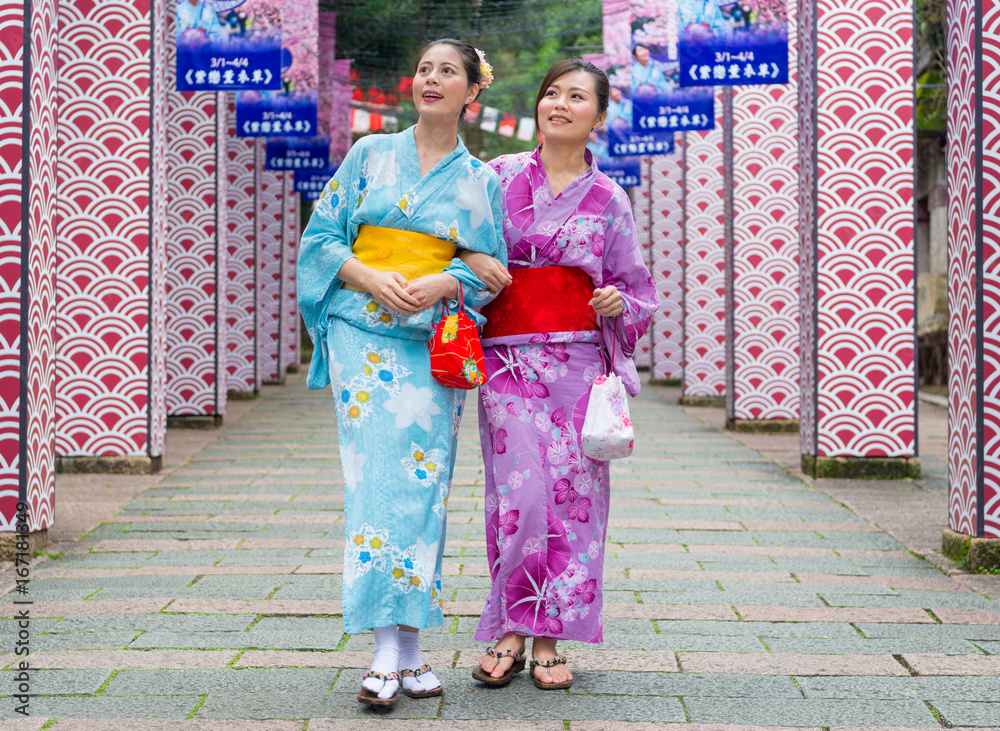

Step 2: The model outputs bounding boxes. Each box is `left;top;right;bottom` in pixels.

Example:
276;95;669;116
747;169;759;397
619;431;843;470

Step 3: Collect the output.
236;0;319;137
176;0;283;91
265;138;331;170
630;0;715;132
294;169;337;201
677;0;789;86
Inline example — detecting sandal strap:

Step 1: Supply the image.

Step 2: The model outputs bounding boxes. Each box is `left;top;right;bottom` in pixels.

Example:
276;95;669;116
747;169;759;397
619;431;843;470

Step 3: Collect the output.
487;647;525;661
530;654;568;669
400;664;433;678
362;670;400;682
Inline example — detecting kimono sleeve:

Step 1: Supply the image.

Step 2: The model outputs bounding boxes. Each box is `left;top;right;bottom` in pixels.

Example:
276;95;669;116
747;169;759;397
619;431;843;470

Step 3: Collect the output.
296;140;365;389
443;163;508;318
600;187;660;361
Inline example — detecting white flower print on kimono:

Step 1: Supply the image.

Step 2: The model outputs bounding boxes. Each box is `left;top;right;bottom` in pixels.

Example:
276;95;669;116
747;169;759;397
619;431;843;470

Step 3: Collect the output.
401;442;444;488
385;383;441;431
347;523;391;582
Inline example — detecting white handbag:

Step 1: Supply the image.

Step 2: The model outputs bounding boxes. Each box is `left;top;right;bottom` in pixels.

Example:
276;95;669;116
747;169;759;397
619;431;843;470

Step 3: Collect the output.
580;320;634;460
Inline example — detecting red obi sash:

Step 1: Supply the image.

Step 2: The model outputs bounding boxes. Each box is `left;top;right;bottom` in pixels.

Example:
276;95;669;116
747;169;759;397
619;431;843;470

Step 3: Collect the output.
481;266;598;339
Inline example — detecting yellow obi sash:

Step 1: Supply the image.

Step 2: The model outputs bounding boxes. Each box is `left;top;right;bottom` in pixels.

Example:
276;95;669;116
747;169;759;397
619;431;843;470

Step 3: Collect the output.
342;225;457;292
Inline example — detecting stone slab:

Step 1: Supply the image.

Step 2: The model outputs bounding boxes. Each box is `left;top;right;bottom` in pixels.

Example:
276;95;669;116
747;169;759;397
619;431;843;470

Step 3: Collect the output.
10;650;238;670
49;722;303;731
0;599;173;618
679;653;909;676
103;668;336;695
684;698;937;727
440;689;686;722
735;606;934;624
167;599;343;615
0;696;198;720
901;653;1000;675
931;702;1000;727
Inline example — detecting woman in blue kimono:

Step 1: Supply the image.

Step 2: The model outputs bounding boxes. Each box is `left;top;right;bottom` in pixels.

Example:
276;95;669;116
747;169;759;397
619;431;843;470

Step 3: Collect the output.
297;39;505;708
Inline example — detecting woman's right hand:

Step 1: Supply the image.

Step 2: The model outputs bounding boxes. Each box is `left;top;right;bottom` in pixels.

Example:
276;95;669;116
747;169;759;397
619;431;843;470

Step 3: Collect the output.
459;250;513;292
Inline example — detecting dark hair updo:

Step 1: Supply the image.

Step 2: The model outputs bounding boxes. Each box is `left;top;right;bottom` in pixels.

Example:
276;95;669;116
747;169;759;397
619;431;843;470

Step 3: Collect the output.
533;59;610;130
413;38;484;117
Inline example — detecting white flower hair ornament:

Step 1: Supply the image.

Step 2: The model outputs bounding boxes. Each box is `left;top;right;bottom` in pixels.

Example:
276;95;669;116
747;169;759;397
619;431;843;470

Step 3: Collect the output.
475;48;494;92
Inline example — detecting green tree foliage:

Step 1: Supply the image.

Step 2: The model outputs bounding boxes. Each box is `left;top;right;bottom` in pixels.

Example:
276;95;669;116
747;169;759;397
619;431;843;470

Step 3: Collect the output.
915;0;946;132
324;0;602;159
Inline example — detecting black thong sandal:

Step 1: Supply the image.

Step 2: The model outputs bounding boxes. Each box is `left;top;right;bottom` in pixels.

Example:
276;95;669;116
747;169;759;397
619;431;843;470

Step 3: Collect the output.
357;670;400;707
471;647;526;686
400;663;443;698
530;654;573;690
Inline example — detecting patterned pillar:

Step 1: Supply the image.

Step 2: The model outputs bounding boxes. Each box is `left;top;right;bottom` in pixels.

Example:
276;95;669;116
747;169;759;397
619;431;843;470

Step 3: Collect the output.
632;158;652;369
283;180;301;374
55;0;167;473
946;0;1000;540
259;155;285;384
225;99;262;398
0;0;56;547
798;0;918;478
724;8;801;432
682;92;726;404
164;3;228;425
649;151;685;383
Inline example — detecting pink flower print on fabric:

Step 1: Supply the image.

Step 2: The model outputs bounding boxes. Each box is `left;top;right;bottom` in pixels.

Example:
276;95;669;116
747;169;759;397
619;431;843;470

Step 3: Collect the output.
498;509;520;536
575;577;597;604
567;496;592;523
553;478;578;505
489;423;508;454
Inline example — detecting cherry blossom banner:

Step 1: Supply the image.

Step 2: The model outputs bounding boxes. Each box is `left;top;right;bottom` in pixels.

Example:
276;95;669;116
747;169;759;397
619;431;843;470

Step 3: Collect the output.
677;0;789;86
176;0;283;91
630;0;715;131
583;50;643;188
236;0;318;136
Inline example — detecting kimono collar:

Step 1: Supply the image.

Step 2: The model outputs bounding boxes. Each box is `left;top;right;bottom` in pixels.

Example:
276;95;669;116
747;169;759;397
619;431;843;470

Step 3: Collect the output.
528;144;599;219
401;123;469;179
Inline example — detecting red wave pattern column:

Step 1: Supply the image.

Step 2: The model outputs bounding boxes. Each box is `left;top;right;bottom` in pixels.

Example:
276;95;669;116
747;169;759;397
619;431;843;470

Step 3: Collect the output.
259;155;285;384
0;0;56;536
55;0;167;472
682;93;726;401
632;158;652;369
649;151;684;382
165;4;228;421
226;98;262;397
724;7;800;430
798;0;918;478
947;0;1000;538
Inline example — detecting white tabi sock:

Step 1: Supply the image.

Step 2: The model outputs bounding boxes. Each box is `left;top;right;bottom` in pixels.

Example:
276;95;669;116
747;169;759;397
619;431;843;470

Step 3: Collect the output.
363;624;400;699
397;628;441;693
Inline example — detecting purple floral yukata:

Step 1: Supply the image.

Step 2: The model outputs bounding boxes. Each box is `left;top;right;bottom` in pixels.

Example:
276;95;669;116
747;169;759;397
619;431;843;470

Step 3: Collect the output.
474;147;659;644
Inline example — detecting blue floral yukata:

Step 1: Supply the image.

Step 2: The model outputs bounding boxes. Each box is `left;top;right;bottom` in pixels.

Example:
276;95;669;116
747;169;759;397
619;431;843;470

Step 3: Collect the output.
297;126;505;633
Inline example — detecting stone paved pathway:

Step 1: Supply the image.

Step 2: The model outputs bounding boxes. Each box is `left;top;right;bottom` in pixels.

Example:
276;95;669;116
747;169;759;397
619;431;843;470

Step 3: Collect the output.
3;375;1000;729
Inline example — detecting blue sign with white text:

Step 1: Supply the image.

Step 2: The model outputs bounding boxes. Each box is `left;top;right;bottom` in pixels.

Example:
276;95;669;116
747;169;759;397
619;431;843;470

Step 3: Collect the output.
175;0;283;92
607;129;675;158
238;96;319;138
677;0;789;86
293;168;338;194
265;138;330;171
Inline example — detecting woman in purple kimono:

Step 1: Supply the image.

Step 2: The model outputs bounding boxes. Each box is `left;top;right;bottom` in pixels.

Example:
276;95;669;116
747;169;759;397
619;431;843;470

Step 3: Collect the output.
461;59;659;690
